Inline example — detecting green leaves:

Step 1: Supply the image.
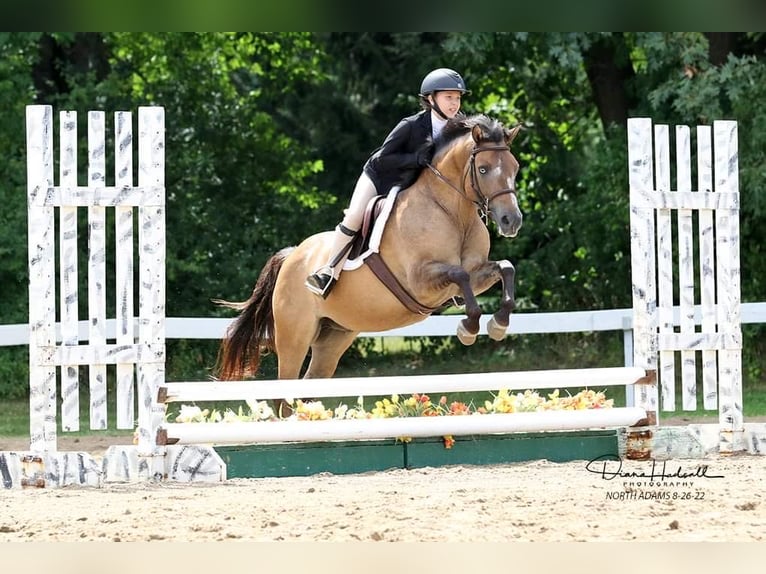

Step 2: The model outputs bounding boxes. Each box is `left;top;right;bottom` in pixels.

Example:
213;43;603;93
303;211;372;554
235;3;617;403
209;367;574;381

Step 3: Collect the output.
2;32;766;319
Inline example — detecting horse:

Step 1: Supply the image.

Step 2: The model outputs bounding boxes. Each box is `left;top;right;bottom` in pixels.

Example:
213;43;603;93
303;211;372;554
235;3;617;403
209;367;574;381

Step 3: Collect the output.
214;114;523;406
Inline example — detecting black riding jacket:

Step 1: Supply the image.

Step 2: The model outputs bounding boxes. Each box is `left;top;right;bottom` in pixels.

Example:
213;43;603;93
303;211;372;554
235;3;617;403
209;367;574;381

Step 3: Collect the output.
363;110;432;195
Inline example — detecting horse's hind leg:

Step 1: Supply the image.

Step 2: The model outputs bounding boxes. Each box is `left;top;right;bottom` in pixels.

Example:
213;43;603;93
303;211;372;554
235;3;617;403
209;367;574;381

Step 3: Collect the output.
273;322;357;415
272;321;317;417
304;325;358;379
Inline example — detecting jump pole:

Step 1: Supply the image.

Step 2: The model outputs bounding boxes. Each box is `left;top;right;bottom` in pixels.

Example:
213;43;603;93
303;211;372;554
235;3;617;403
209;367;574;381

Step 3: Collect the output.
160;367;650;403
164;408;649;445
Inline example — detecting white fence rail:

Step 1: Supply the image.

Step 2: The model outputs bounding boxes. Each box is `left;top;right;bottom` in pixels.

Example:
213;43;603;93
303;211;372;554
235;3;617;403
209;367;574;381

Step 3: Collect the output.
3;303;766;346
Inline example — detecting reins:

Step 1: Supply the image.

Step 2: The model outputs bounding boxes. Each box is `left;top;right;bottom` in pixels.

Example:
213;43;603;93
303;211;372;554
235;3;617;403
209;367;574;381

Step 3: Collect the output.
426;143;516;222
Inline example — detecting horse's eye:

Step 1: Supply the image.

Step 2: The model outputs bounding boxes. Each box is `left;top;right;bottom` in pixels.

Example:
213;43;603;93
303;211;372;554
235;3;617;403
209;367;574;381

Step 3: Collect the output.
478;166;488;175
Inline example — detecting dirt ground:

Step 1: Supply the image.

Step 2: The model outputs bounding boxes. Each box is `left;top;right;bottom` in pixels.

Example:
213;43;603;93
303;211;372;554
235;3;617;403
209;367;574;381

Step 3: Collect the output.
1;428;765;543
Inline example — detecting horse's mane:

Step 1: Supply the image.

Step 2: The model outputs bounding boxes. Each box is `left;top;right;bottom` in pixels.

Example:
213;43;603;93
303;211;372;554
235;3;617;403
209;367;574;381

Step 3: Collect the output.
434;113;506;151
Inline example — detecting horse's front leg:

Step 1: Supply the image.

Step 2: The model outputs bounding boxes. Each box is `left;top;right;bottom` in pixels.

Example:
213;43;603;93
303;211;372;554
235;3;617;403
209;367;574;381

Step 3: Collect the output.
443;266;483;346
484;259;516;341
463;259;516;341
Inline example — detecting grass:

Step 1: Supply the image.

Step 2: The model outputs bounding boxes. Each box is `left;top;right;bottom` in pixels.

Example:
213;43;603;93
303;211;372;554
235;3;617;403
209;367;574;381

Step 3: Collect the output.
2;331;765;440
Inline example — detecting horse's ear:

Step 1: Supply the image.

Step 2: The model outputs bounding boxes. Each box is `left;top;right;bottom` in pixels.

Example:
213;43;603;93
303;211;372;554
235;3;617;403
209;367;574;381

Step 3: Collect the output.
471;124;486;144
505;124;522;146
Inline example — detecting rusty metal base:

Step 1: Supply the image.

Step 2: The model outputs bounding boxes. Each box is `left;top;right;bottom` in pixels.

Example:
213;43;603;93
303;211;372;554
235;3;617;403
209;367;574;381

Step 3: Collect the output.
620;423;766;459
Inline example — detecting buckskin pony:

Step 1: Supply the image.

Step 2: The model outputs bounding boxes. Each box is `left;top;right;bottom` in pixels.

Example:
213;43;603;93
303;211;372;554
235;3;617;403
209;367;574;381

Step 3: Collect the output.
215;114;523;402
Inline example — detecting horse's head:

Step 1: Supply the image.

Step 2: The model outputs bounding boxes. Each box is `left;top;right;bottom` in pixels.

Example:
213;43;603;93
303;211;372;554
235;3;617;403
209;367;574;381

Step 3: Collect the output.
434;115;523;238
466;117;523;237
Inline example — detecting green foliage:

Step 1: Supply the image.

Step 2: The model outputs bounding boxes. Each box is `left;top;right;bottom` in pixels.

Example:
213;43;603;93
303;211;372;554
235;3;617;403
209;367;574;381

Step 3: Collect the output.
99;33;339;312
0;34;41;324
1;32;766;402
0;347;28;400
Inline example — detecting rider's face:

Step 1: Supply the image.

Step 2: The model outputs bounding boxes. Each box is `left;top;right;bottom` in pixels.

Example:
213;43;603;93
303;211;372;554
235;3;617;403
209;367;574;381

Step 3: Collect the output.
430;91;462;118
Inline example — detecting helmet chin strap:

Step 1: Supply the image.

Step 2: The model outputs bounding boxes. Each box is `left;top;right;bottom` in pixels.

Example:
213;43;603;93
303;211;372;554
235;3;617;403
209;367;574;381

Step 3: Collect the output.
428;93;449;120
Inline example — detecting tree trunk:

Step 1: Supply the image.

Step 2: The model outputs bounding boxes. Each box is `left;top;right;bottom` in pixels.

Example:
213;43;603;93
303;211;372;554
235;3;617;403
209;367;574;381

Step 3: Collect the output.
582;33;636;133
705;32;737;66
32;33;110;102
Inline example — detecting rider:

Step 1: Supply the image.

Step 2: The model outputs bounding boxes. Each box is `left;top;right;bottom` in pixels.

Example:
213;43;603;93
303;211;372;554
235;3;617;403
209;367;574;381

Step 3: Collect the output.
305;68;470;298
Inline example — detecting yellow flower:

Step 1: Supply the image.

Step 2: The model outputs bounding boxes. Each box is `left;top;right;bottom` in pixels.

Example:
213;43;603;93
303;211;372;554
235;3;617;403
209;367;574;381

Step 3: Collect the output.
244;399;275;421
221;408;242;422
334;404;348;419
170;386;617;431
294;399;332;420
175;405;209;423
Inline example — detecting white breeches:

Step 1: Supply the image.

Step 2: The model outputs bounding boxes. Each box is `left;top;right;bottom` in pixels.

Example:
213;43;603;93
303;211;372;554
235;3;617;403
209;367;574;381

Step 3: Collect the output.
341;172;378;232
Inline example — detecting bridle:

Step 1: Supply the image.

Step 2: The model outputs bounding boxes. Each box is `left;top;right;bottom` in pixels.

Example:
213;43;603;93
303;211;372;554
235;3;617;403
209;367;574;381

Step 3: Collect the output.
426;143;517;223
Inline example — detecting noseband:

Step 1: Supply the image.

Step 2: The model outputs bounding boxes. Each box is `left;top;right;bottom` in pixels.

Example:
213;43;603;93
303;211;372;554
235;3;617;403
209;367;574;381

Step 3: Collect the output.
427;143;517;222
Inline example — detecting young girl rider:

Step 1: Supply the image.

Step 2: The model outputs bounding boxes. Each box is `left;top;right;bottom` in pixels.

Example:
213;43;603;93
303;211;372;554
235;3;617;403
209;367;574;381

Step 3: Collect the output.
305;67;469;298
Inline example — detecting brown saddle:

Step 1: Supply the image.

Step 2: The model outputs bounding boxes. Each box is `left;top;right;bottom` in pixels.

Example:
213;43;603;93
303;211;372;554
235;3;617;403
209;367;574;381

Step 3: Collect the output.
347;194;387;261
346;194;451;315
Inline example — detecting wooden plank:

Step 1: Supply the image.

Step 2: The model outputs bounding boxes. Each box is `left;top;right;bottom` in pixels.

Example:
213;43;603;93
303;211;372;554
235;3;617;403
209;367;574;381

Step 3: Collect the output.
136;107;167;458
627;118;659;420
676;125;697;410
713;120;743;448
29;185;165;206
115;111;136;429
4;302;766;347
214;430;620;479
629;190;738;210
405;430;619;468
657;332;741;352
88;111;108;430
59;111;80;432
216;440;405;478
696;126;718;409
163;366;649;403
26;105;58;452
163;407;648;444
654;124;676;412
48;342;163;366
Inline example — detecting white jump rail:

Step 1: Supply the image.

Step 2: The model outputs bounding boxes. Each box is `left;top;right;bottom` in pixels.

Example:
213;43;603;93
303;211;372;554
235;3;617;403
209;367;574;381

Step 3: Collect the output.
161;367;649;403
164;408;649;445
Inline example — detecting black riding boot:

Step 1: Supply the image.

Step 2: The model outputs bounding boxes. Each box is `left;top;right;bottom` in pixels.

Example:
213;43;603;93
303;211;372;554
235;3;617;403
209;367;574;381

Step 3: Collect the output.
305;224;357;298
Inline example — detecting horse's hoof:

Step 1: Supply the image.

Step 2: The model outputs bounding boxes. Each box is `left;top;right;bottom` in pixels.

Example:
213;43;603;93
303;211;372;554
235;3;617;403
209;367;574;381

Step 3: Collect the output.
487;316;508;341
456;322;477;346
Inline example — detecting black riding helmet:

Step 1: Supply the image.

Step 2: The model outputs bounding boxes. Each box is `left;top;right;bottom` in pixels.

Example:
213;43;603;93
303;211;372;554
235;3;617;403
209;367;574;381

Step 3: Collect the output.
419;68;469;96
419;68;469;120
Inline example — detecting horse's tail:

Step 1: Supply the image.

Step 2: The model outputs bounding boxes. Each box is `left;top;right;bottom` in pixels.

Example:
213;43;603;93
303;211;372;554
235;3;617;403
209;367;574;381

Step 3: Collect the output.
213;247;295;380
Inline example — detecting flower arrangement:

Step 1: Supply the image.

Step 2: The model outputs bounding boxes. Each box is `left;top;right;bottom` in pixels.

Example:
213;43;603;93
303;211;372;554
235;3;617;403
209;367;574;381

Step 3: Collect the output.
170;388;614;449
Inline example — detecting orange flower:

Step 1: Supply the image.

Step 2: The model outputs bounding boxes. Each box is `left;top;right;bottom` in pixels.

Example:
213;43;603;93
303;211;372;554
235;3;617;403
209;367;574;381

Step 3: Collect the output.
449;401;471;415
443;435;455;449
